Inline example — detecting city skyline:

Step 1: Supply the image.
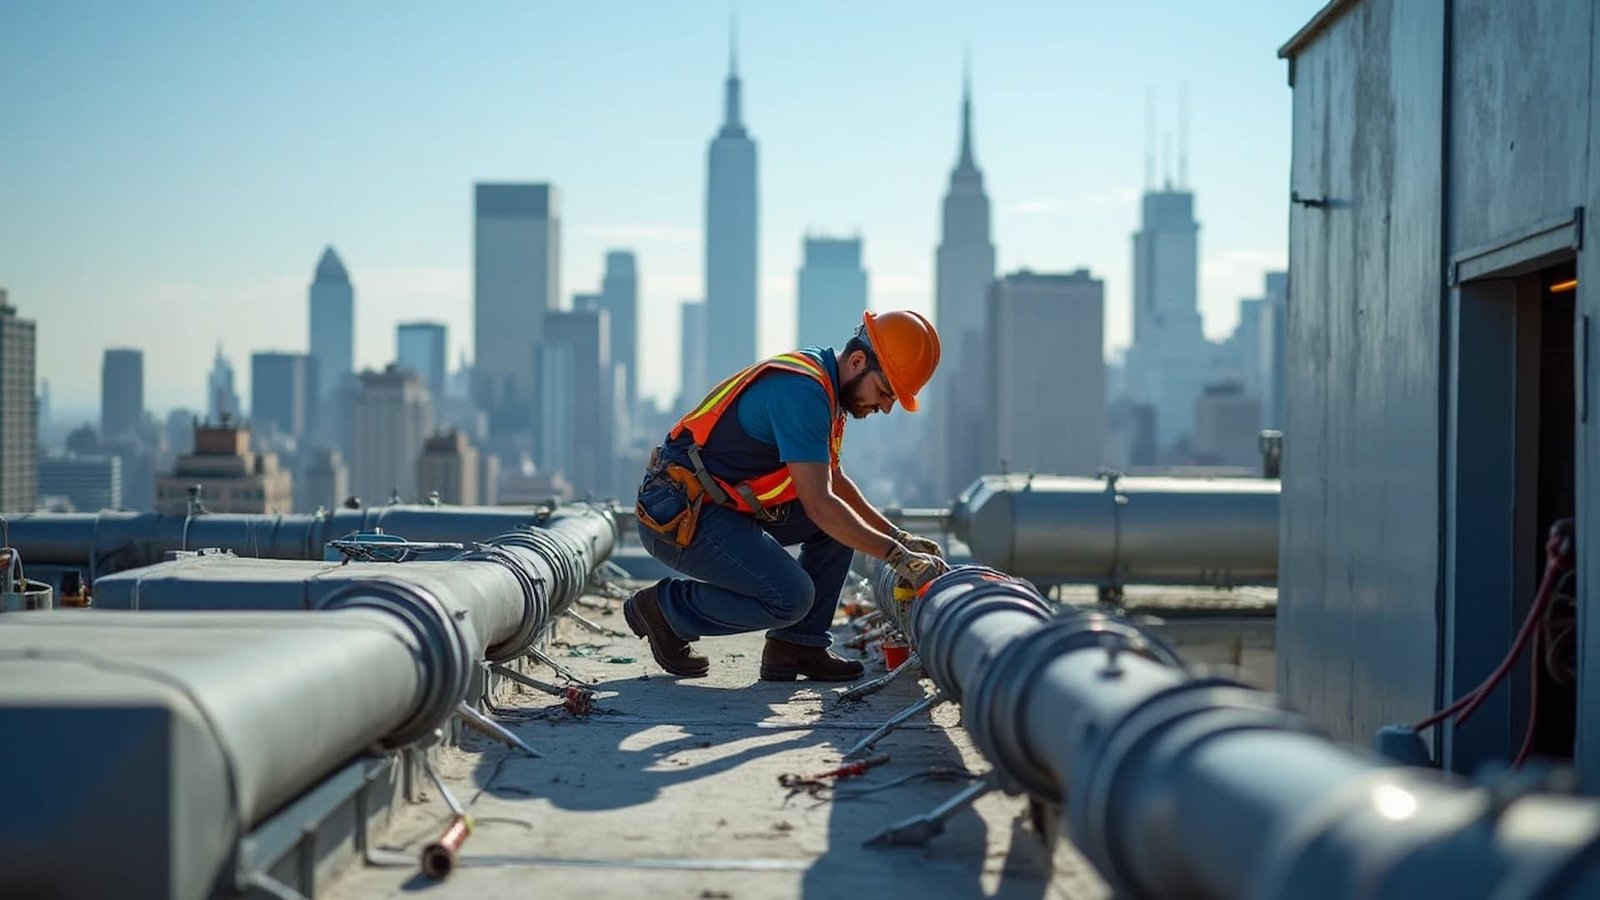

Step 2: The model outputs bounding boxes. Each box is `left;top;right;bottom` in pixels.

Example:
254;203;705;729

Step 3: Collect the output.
1;2;1322;416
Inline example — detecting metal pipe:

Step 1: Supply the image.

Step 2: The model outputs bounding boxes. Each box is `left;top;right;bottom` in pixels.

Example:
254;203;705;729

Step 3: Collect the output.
2;503;597;577
876;565;1600;899
953;473;1278;585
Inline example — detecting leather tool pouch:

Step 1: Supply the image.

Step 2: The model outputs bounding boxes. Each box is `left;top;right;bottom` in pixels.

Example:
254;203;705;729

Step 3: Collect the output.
636;458;705;550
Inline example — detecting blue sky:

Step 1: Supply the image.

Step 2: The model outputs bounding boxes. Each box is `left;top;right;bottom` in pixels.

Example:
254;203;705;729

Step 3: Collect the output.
0;0;1325;417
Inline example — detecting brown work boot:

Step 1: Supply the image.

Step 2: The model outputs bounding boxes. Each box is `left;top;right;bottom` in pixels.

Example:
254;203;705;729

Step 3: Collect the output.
623;583;709;677
759;638;865;682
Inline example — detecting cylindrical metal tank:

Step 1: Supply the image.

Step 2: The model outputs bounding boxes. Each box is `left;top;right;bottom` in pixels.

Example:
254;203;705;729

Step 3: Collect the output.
953;473;1278;585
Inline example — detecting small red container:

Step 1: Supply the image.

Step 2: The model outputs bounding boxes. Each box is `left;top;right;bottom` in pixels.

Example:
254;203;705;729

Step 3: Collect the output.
882;640;911;669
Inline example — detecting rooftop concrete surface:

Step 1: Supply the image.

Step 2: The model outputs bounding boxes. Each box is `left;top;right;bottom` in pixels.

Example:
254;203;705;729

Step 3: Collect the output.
325;592;1114;900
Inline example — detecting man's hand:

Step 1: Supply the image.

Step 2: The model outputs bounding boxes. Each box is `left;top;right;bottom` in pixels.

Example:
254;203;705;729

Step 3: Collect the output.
893;528;944;559
885;542;949;589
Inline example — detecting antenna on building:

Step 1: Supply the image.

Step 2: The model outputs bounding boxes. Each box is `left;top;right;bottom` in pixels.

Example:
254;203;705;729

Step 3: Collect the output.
1144;88;1155;191
1178;81;1189;189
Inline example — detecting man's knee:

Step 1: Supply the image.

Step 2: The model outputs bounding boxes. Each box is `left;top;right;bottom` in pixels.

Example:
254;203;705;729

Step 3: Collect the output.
765;570;816;626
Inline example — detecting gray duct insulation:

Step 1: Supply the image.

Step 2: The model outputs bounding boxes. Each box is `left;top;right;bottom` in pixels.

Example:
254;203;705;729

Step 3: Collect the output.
954;474;1278;584
3;503;605;577
878;566;1600;899
0;505;617;900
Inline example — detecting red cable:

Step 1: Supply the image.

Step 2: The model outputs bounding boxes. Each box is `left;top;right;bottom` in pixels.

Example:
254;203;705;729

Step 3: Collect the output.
1513;627;1542;769
1413;520;1575;734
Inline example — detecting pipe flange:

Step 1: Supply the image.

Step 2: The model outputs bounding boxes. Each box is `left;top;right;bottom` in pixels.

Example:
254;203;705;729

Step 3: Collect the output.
915;576;1053;701
1071;680;1312;899
318;579;475;748
457;543;543;663
966;609;1180;800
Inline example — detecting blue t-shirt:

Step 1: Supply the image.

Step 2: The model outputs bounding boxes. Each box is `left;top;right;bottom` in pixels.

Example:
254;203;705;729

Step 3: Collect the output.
663;347;840;485
732;347;838;463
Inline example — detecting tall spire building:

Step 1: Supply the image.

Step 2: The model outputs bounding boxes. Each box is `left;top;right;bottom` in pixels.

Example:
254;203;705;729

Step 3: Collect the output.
308;247;353;405
704;26;759;385
933;67;996;502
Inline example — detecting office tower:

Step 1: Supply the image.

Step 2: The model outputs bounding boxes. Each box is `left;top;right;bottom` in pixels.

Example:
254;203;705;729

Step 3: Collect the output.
678;300;707;409
417;429;480;505
933;69;996;501
600;251;639;421
0;294;36;512
301;447;350;513
474;183;560;435
537;310;611;496
155;419;292;514
250;352;310;440
986;270;1106;476
100;348;144;444
397;321;448;401
353;365;433;505
1193;382;1264;467
1122;183;1210;455
796;235;867;349
705;31;759;385
307;245;355;398
38;453;122;512
207;343;242;422
308;246;354;401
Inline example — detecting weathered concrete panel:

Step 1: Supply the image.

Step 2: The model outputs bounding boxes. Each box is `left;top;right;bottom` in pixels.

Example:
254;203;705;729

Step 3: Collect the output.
1451;0;1592;255
1279;0;1445;743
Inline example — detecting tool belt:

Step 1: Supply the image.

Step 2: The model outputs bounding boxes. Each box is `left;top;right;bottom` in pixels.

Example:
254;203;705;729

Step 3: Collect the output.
635;447;708;549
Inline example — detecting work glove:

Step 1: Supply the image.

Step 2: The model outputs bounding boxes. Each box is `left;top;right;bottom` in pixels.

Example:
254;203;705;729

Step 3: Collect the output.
893;528;944;560
885;542;949;589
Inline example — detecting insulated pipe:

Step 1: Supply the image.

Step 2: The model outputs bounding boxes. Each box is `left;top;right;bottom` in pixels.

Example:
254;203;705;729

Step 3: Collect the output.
878;566;1600;899
1;504;606;577
0;609;432;900
953;473;1278;585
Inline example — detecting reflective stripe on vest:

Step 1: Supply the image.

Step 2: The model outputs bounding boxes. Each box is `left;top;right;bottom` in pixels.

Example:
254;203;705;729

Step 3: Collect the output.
668;352;845;515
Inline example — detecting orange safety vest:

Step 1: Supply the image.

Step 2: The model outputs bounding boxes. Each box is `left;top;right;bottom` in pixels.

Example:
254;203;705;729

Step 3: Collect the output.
668;351;846;517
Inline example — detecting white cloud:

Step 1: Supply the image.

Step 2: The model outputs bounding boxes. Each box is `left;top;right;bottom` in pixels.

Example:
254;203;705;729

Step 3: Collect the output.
1084;187;1140;209
1201;248;1287;280
1011;199;1061;215
574;223;699;244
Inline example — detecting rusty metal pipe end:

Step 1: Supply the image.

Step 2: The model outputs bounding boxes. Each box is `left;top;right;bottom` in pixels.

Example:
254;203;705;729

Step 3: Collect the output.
420;815;473;880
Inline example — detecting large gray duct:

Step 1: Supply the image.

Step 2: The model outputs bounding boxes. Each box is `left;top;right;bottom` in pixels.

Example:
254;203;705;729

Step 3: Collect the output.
2;503;590;578
953;473;1278;585
877;566;1600;899
0;505;617;900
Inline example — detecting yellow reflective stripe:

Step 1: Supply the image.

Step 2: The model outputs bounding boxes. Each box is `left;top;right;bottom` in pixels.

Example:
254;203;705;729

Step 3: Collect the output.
689;368;751;418
756;476;793;502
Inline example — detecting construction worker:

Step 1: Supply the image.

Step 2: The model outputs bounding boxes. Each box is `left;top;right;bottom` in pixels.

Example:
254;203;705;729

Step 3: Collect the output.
626;310;949;681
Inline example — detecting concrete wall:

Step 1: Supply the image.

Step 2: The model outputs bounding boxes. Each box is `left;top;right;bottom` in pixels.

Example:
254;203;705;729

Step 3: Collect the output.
1279;0;1446;745
1282;0;1600;782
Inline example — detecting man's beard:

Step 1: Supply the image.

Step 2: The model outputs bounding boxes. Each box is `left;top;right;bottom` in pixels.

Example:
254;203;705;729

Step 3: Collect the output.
839;370;875;419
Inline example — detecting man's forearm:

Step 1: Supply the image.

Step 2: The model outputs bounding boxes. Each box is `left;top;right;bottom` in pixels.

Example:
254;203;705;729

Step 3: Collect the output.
832;468;896;534
799;491;898;559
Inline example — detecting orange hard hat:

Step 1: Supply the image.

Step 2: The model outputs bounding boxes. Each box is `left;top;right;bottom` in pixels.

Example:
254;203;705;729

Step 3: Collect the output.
860;310;941;411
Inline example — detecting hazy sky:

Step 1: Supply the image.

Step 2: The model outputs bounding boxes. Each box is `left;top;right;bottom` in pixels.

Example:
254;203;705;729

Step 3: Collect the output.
1;1;1325;417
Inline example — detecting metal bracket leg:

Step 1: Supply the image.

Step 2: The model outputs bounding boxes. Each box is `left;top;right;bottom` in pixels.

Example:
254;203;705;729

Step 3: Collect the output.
564;608;628;639
843;688;946;758
455;703;541;758
864;773;999;848
835;652;922;704
526;646;593;685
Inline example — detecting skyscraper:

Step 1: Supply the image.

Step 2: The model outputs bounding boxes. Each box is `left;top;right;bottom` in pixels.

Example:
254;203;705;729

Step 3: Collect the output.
250;352;310;440
0;293;36;513
537;310;612;497
985;271;1106;476
1123;186;1209;456
705;31;758;386
207;343;241;422
600;250;639;424
474;183;560;436
100;348;144;445
308;247;354;402
933;69;996;502
797;236;867;349
678;300;707;409
353;365;433;505
396;321;448;402
417;429;481;506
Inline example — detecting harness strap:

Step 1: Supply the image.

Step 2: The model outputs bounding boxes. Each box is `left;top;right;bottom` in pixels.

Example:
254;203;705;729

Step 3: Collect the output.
685;444;732;506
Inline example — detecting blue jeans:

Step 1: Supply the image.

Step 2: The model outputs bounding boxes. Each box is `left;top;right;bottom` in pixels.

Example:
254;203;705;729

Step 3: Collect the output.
635;473;854;648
